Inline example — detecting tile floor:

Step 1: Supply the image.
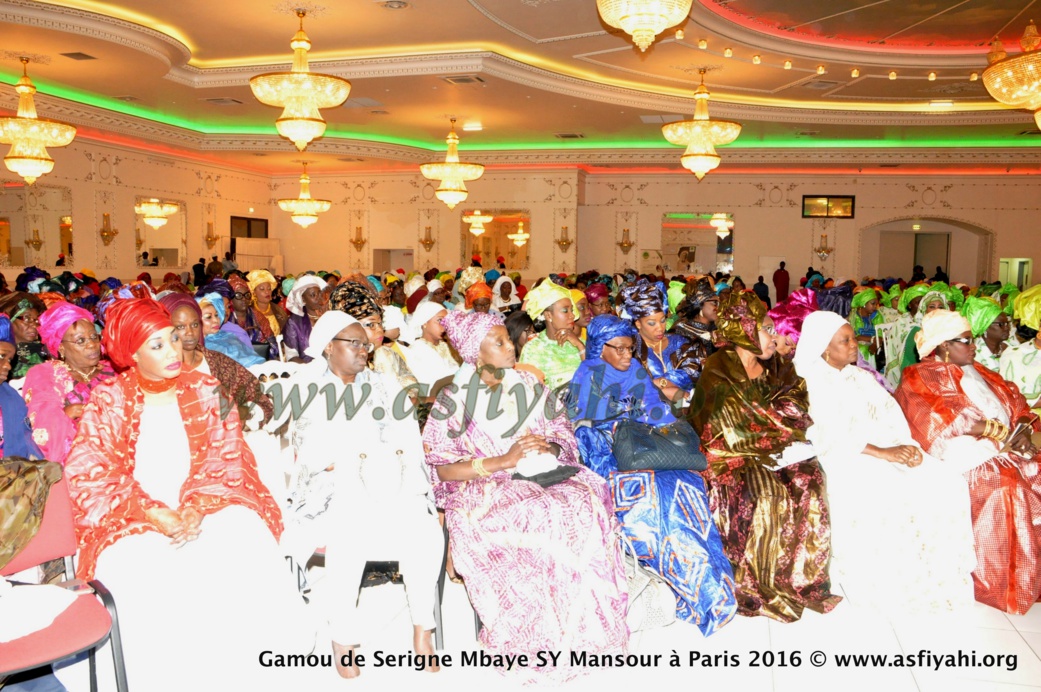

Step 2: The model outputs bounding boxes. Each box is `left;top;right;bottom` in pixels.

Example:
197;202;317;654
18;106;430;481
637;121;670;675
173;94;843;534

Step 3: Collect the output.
259;573;1041;692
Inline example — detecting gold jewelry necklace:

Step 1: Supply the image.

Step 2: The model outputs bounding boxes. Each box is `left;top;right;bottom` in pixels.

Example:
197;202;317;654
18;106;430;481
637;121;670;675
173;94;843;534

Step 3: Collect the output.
65;361;100;383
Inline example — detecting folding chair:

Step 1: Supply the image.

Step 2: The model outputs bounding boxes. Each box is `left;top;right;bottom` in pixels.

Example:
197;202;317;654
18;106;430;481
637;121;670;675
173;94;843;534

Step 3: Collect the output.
0;475;129;692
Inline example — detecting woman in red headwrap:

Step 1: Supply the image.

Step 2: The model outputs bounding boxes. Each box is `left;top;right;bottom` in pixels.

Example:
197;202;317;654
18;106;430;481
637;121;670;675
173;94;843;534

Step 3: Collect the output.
62;298;305;690
23;301;115;464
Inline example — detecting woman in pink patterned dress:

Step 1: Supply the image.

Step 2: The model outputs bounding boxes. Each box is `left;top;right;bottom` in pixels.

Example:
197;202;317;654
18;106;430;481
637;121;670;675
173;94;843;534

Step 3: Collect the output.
422;310;628;681
24;301;115;464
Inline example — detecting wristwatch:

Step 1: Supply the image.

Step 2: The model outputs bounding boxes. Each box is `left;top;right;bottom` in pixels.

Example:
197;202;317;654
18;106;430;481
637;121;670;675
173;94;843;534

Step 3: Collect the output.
657;378;669;388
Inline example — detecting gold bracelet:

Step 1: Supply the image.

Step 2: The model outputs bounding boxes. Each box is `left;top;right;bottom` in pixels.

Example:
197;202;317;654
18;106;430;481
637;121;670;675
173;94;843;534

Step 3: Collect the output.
472;457;491;478
982;419;994;439
995;422;1010;442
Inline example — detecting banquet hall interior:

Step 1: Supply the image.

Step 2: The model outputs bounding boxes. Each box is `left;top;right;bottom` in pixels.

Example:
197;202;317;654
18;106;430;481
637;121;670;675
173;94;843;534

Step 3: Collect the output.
2;1;1041;690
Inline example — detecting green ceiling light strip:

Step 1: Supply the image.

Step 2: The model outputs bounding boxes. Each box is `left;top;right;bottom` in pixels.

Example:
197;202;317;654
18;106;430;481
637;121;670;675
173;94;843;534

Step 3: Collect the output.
0;70;1038;150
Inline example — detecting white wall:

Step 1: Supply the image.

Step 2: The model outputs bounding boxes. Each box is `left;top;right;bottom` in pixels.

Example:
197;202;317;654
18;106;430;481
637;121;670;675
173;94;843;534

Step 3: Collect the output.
867;219;982;285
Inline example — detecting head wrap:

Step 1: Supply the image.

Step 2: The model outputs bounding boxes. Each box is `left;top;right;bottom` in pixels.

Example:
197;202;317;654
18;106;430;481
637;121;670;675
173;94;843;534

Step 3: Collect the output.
998;283;1020;317
585;314;636;360
227;274;250;294
94;281;154;326
285;275;327;316
916;290;950;317
158;292;203;322
103;298;172;371
407;300;448;342
792;310;850;379
453;266;483;295
485;269;501;284
39;302;94;359
329;281;383;320
584;283;609;304
666;281;686;317
197;292;226;324
898;283;933;314
305;311;360;360
441;310;504;364
15;267;47;293
816;285;853;318
916;309;972;358
570;288;587;319
1014;284;1041;330
246;269;276;293
716;290;768;353
382;305;407;334
0;292;45;321
960;296;1002;338
404;275;426;298
677;278;718;320
620;279;668;321
367;275;385;294
524;280;573;320
464;282;493;310
768;288;819;346
0;314;14;346
406;287;428;314
137;272;153;285
282;277;296;297
197;277;233;300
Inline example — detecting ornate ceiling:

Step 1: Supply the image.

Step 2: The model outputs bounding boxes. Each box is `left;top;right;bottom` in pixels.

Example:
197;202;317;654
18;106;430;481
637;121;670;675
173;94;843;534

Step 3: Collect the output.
0;0;1038;174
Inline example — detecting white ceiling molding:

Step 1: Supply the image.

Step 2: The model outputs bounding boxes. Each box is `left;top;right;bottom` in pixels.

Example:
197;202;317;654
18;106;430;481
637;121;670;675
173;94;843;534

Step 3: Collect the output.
466;0;608;44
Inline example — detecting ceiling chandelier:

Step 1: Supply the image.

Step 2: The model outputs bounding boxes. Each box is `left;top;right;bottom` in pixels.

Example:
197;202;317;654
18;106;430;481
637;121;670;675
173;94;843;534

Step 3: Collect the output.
420;119;484;210
0;58;77;185
710;212;734;239
507;220;530;247
249;10;351;151
661;69;742;180
278;163;331;228
134;198;179;229
596;0;692;52
983;21;1041;128
462;209;493;236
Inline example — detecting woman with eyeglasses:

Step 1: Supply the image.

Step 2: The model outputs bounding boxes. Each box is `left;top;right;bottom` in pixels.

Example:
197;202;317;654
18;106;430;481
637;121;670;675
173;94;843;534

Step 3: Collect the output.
22;302;115;464
0;292;49;379
567;314;737;634
795;310;975;617
1000;285;1041;403
896;309;1041;614
195;293;265;368
689;291;840;623
159;293;273;429
225;274;274;348
959;295;1015;374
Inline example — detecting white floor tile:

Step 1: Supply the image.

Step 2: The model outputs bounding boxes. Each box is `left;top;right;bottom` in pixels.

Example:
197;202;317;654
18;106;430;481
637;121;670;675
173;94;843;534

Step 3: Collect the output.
1007;603;1041;633
895;623;1041;688
1022;631;1041;659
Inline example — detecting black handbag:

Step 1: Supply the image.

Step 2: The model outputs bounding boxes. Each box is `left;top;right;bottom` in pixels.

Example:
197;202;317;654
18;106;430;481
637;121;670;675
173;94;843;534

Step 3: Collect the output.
612;418;707;472
512;465;580;488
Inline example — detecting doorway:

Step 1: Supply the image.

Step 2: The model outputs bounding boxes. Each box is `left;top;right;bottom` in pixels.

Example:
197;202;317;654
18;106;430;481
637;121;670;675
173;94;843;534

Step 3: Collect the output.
372;248;414;276
999;258;1032;290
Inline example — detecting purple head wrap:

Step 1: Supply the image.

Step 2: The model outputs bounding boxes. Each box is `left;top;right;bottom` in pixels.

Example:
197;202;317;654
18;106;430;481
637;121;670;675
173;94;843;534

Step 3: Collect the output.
441;310;504;364
767;288;819;346
584;283;609;304
620;278;668;321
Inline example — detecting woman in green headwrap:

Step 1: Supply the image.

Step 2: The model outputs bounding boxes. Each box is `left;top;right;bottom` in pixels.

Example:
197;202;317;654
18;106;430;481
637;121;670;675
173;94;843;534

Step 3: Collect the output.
0;292;49;379
850;288;883;362
997;283;1020;317
879;284;901;322
1000;284;1041;405
961;295;1011;373
517;279;583;391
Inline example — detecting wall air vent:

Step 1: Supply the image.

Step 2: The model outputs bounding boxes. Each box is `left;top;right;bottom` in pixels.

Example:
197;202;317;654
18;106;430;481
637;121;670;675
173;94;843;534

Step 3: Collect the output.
802;80;843;90
60;52;96;61
202;97;243;106
442;75;485;85
555;133;585;139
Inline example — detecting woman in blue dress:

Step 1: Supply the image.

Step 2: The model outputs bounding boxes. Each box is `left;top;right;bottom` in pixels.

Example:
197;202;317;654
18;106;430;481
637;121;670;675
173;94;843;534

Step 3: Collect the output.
568;314;737;635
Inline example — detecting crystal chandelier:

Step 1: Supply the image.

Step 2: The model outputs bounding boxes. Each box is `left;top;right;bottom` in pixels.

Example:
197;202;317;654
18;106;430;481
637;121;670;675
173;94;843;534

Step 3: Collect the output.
661;70;742;180
420;119;484;209
596;0;692;52
278;163;331;228
462;209;493;236
250;10;351;151
710;212;733;239
983;21;1041;128
507;220;530;247
134;198;179;229
0;58;77;185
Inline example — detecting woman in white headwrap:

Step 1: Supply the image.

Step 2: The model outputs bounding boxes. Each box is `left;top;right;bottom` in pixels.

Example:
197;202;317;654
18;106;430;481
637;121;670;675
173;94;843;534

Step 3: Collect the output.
282;274;328;363
794;311;976;616
400;300;459;401
491;274;521;313
896;309;1041;614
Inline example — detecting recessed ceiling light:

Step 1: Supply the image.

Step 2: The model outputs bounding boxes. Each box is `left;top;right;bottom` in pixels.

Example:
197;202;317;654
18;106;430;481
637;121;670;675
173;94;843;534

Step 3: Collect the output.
752;55;760;64
724;48;733;58
928;72;937;81
698;39;707;49
851;68;860;78
783;60;792;70
817;65;826;75
889;71;897;80
970;72;979;81
675;29;684;40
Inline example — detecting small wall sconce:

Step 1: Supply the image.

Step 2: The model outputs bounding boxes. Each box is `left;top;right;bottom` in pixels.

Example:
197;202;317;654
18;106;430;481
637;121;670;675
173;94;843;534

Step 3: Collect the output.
556;225;573;252
813;233;834;261
204;221;219;249
99;213;119;246
135;225;144;251
26;228;43;251
419;226;436;252
617;227;635;254
350;226;367;251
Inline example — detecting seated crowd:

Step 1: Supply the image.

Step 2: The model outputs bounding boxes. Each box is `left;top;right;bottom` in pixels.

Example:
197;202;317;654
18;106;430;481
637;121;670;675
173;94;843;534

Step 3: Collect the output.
3;259;1041;689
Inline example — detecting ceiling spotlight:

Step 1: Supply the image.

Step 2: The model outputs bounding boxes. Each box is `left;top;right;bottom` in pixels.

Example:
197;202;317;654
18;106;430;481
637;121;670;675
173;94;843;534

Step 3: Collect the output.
724;48;733;57
851;68;860;78
675;29;684;40
698;39;707;49
817;65;826;75
928;71;937;81
970;72;979;81
783;60;792;70
752;55;761;64
889;71;897;80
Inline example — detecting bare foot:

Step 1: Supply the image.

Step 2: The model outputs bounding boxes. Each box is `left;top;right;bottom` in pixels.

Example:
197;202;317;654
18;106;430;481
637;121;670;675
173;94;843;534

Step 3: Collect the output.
412;626;440;673
332;641;361;679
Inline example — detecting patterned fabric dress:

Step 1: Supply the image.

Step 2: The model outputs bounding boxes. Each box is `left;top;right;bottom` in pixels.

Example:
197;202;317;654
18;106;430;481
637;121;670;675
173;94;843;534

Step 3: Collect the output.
895;360;1041;614
423;365;628;681
999;339;1041;402
23;359;116;464
568;357;737;635
689;349;841;622
518;330;582;392
670;320;717;391
636;332;702;394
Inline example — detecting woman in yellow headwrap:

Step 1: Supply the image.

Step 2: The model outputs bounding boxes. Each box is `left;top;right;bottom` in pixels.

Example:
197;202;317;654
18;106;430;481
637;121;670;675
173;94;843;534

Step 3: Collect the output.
247;269;288;336
518;280;583;391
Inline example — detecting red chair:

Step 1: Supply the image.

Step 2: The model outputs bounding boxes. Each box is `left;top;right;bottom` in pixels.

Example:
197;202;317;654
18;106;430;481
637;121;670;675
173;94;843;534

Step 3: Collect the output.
0;475;129;692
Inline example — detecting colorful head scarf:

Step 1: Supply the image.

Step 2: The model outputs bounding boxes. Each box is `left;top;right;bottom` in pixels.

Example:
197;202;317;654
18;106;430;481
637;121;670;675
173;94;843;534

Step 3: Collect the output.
666;281;686;317
367;275;385;294
817;285;853;318
916;309;971;357
404;275;426;298
39;302;94;359
850;288;882;335
464;282;493;310
716;290;768;354
620;278;667;321
455;266;485;296
898;283;933;314
0;314;14;346
94;282;154;326
484;269;501;284
441;310;504;364
405;287;428;314
916;290;950;317
197;292;226;324
103;298;171;371
0;292;45;321
1014;284;1041;330
227;274;250;295
677;278;717;320
524;279;573;320
585;314;636;360
584;283;609;304
768;288;819;346
960;295;1002;338
282;277;296;297
998;283;1020;317
158;292;203;322
329;281;383;320
246;269;276;293
570;288;587;319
